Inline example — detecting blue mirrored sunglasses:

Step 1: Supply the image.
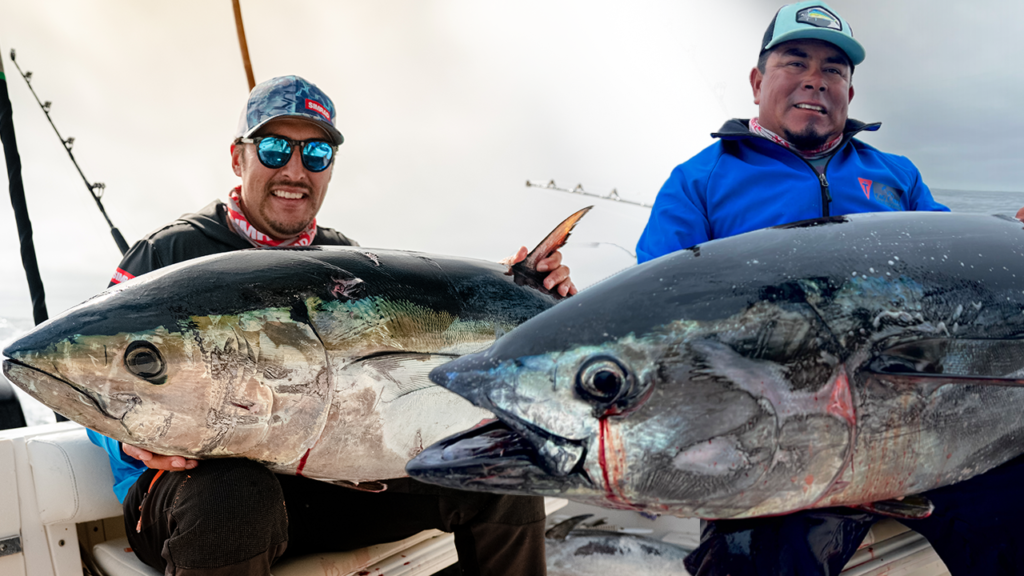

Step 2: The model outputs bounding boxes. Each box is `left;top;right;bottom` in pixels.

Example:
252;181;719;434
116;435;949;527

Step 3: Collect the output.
238;136;335;173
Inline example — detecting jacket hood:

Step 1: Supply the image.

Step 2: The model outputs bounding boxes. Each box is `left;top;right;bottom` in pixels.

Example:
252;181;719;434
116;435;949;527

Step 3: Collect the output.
177;200;356;248
180;201;252;249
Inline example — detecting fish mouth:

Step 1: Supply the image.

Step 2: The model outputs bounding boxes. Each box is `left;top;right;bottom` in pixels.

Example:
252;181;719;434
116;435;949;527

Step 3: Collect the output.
406;420;594;494
2;358;130;423
428;353;590;478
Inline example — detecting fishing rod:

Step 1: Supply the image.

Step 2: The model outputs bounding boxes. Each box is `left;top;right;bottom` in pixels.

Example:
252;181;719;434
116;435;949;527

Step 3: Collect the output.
526;179;653;209
9;49;129;255
525;179;642;259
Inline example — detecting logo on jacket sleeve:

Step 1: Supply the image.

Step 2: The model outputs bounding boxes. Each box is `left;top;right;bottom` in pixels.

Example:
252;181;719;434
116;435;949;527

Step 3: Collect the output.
110;268;135;285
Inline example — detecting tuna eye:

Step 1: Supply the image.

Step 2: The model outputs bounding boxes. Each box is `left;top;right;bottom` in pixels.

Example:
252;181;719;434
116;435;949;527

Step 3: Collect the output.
125;341;166;383
576;358;628;404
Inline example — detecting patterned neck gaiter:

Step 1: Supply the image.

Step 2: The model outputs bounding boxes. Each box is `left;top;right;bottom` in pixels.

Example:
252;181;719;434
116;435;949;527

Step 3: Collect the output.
749;117;843;161
225;186;317;248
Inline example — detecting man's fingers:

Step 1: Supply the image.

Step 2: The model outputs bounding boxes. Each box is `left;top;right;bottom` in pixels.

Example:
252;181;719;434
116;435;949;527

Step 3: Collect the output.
146;454;199;472
536;250;562;273
500;246;529;267
543;265;571;290
124;443;198;471
122;443;153;462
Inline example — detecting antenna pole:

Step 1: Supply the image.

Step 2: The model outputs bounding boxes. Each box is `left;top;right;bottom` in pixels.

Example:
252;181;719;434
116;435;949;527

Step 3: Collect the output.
233;0;256;91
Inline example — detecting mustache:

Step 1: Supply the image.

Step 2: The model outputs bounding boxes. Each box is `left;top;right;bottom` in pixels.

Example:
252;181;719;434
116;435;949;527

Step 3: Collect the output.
267;180;314;195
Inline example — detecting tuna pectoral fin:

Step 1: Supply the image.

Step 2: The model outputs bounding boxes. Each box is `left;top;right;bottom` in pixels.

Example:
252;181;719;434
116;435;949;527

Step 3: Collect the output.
870;338;1024;386
510;206;592;298
853;494;934;520
347;353;462;400
867;371;1024;387
320;479;389;493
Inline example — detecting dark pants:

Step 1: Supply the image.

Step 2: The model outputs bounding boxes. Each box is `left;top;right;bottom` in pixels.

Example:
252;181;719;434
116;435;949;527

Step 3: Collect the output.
123;459;547;576
684;453;1024;576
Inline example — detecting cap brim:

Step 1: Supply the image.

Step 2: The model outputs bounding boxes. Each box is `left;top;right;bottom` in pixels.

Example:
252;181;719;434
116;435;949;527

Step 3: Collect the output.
764;29;865;65
243;114;344;146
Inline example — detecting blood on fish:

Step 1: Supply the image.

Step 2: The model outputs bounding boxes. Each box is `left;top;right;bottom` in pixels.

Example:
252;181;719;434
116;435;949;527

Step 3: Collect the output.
296;448;311;477
827;367;855;426
598;418;636;510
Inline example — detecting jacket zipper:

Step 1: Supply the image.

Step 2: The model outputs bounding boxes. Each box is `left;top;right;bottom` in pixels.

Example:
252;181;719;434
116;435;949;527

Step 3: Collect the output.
790;153;833;218
714;120;881;220
788;149;837;218
818;172;831;217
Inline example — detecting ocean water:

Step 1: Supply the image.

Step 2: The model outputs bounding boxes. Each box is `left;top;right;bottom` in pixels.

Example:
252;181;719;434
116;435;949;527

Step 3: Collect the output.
2;188;1022;426
931;188;1024;216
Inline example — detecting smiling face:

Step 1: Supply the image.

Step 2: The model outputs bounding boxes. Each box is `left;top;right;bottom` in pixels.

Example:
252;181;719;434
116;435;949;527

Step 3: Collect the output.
750;39;854;150
231;117;335;240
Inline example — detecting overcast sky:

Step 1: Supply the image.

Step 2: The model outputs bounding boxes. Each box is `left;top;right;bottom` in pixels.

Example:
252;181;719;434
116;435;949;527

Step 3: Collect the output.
0;0;1021;323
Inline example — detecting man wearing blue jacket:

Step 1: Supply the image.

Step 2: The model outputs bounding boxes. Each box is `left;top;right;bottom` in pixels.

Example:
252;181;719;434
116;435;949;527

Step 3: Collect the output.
639;2;1024;575
638;2;947;263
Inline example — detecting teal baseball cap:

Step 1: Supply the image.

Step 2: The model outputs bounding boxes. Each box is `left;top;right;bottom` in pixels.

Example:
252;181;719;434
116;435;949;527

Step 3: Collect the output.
761;1;865;65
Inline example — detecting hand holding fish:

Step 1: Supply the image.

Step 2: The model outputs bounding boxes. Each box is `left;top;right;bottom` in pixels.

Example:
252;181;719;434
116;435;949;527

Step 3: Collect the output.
504;247;576;297
122;443;198;472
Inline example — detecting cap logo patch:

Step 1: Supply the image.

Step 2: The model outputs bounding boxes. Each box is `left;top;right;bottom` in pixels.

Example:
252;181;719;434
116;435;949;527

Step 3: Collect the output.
305;99;331;121
796;6;842;31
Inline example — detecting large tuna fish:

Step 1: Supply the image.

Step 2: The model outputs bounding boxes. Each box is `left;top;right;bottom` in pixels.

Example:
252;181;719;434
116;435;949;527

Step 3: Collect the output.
2;208;588;485
408;212;1024;518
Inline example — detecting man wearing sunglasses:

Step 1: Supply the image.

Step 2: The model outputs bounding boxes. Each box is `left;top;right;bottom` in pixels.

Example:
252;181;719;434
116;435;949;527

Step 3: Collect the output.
89;75;571;576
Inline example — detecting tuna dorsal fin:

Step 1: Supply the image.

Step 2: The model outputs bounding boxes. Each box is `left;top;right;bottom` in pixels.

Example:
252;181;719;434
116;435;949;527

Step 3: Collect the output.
510;206;592;298
852;494;934;520
545;513;593;541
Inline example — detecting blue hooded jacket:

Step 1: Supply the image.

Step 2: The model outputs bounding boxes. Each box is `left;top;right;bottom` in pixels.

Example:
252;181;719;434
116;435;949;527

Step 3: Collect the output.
637;119;949;263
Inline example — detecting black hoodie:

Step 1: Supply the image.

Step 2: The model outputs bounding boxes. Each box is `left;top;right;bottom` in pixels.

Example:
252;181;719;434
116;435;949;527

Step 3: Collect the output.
109;200;356;286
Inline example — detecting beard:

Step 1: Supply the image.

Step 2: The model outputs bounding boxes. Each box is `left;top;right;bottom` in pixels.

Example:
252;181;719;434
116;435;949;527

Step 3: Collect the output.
258;202;314;237
783;126;833;151
258;180;316;237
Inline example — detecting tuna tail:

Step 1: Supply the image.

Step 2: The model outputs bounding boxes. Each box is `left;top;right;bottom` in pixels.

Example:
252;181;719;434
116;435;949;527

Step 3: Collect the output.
545;514;594;541
510;206;592;299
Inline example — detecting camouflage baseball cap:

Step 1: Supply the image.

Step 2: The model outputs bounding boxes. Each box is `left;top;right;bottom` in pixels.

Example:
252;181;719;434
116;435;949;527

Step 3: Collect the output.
235;75;344;145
